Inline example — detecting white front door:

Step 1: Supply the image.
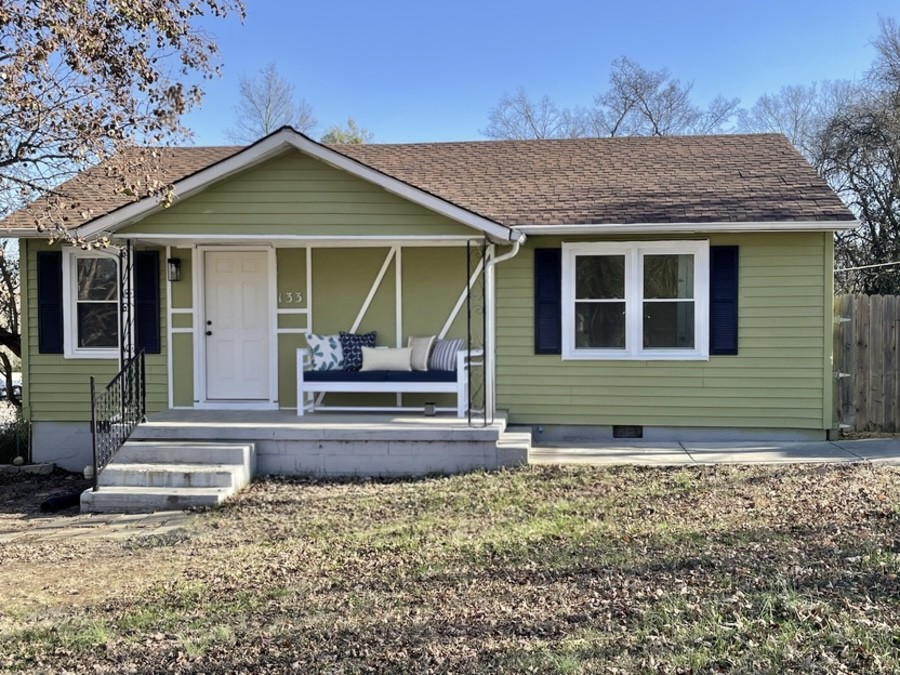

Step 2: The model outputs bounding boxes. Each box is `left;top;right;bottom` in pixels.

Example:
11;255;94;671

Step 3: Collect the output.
204;250;270;400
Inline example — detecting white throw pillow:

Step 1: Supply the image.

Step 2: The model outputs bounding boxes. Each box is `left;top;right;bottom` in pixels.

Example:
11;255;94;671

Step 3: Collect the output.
361;346;412;371
407;335;436;371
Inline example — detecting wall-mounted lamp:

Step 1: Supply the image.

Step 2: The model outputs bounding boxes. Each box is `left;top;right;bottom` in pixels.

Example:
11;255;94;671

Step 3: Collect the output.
167;257;182;282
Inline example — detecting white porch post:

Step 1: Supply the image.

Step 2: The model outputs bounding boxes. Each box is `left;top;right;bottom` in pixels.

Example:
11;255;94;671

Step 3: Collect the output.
484;244;496;421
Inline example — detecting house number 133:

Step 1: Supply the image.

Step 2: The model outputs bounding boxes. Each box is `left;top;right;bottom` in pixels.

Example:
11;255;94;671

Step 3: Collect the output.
279;292;303;304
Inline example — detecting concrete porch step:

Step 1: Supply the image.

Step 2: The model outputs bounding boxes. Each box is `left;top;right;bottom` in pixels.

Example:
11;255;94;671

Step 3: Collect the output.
81;486;232;514
82;440;256;514
496;426;532;467
115;441;256;470
97;462;246;489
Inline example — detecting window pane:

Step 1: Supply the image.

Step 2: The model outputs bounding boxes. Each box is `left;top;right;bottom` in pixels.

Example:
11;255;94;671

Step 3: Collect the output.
77;303;118;348
77;258;118;301
576;255;625;299
644;254;694;299
575;302;626;349
643;301;695;349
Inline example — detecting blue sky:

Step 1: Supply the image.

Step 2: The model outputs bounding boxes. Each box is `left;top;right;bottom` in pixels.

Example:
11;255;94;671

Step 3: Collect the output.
183;1;898;145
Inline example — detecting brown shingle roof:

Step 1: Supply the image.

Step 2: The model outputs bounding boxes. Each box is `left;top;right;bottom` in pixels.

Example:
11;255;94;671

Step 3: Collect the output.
2;133;853;232
336;134;854;225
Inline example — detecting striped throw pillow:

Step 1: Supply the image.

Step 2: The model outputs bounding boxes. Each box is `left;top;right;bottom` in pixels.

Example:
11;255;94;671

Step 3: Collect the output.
428;338;465;371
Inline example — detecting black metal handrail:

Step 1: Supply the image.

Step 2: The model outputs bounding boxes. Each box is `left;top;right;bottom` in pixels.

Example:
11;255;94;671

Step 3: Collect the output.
89;350;146;490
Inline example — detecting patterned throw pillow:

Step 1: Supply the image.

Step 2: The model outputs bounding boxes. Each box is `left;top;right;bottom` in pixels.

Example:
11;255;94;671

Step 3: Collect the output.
305;333;343;371
339;331;377;371
428;338;465;371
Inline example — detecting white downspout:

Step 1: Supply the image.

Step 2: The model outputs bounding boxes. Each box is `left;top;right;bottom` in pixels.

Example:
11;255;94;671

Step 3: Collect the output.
484;234;524;422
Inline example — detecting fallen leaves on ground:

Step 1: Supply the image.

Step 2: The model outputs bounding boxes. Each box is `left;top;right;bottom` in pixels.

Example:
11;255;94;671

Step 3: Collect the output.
2;464;900;673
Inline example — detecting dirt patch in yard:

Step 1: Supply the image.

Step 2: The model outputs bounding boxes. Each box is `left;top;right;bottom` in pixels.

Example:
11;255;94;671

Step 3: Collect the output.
0;470;91;526
2;465;900;673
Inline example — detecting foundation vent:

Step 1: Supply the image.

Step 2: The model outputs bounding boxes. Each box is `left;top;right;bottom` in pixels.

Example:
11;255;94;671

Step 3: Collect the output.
613;425;643;439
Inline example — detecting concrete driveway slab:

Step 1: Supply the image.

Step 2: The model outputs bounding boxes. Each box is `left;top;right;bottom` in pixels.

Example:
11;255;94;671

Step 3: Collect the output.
530;442;691;466
834;438;900;463
682;441;858;464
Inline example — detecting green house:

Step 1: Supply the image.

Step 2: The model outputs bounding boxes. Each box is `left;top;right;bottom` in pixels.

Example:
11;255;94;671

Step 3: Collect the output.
4;129;855;475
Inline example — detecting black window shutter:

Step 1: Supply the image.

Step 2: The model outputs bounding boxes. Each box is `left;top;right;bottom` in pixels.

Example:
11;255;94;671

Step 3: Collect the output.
534;248;562;354
709;246;739;355
37;251;64;354
133;250;161;354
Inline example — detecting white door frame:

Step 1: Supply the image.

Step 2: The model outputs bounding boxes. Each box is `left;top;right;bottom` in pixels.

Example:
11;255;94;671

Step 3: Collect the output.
192;245;278;410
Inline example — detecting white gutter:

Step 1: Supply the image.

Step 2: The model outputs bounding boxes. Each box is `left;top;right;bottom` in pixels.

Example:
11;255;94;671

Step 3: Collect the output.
483;237;523;421
489;237;523;265
516;220;858;235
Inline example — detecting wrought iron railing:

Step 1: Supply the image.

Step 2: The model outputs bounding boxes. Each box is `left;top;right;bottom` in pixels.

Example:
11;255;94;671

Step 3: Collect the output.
89;350;146;490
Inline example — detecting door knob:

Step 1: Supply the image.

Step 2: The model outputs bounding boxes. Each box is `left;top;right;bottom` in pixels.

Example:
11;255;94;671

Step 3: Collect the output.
206;330;212;336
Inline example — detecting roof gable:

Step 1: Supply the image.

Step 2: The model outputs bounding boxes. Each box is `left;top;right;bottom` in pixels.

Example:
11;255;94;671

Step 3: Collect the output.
119;149;480;239
7;128;520;243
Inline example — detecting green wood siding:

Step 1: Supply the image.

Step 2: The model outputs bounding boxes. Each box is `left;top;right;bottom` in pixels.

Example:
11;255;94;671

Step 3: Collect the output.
119;151;476;238
23;239;168;422
495;232;833;430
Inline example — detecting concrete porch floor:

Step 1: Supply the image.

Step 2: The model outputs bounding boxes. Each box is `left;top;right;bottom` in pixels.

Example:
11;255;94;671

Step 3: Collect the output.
129;409;522;477
134;409;506;441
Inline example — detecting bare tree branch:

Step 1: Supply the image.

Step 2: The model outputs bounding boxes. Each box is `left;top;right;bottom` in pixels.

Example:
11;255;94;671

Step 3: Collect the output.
0;0;245;241
483;58;739;140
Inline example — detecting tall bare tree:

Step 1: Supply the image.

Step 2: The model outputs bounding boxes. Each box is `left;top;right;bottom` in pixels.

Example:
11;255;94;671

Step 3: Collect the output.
0;1;243;391
821;18;900;293
483;57;739;140
483;88;590;140
738;81;856;165
226;62;316;142
0;240;19;407
595;57;739;137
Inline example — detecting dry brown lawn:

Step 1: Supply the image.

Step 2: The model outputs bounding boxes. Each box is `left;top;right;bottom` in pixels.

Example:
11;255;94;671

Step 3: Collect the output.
2;464;900;673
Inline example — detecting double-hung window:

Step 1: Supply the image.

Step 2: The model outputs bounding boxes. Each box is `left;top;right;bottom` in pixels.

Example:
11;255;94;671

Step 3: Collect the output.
62;249;120;358
561;241;709;360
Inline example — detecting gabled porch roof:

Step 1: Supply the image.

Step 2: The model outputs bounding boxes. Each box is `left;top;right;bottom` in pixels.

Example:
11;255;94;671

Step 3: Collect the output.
8;127;525;245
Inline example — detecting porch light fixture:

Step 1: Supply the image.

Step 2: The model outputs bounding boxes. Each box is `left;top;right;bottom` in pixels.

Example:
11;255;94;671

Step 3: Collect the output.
167;257;181;282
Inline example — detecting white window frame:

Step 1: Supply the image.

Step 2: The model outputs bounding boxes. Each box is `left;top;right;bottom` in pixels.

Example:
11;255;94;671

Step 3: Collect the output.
62;248;120;360
561;240;710;361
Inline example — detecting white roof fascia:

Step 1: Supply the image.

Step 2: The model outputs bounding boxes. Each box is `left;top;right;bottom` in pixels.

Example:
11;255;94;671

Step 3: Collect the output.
516;220;858;235
113;233;487;248
72;128;524;244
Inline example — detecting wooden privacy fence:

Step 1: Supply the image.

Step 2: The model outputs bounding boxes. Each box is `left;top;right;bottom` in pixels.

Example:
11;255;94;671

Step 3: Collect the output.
833;294;900;432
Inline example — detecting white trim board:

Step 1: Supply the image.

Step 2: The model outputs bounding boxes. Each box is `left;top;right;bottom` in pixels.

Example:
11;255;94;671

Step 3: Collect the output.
166;245;174;409
561;240;710;361
115;234;486;245
71;127;523;244
61;247;122;360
